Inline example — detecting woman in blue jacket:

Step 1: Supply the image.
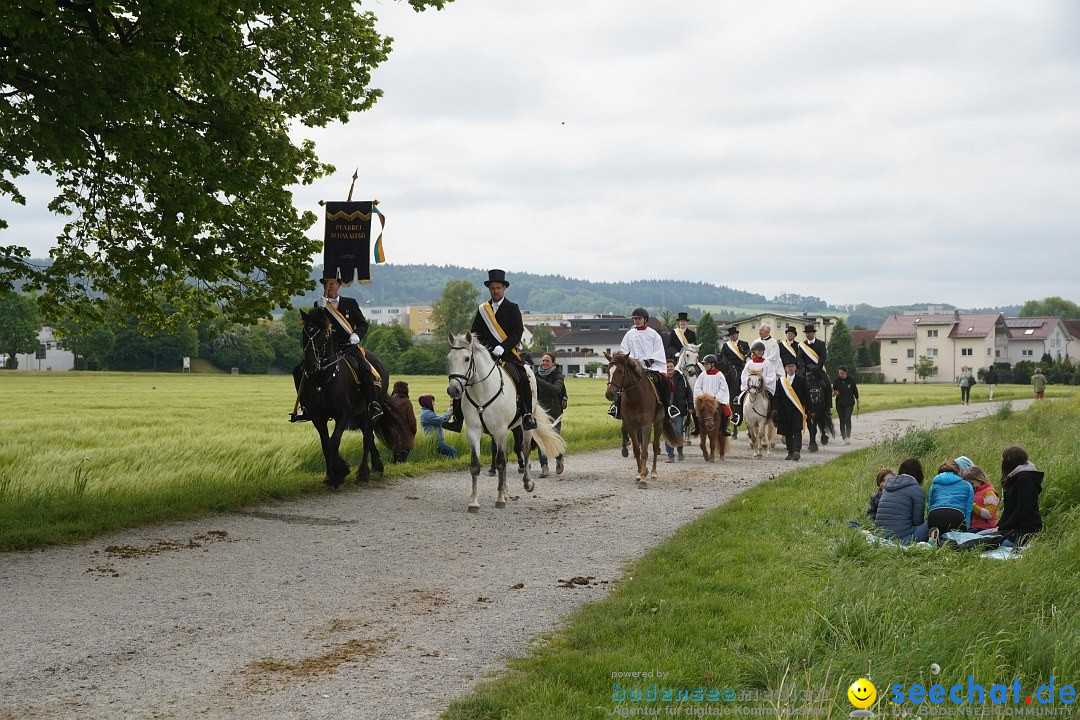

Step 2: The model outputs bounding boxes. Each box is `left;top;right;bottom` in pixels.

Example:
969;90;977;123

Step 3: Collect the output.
927;457;975;541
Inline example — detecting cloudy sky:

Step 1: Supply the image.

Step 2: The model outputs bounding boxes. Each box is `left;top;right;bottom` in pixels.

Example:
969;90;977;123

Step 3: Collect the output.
9;1;1080;309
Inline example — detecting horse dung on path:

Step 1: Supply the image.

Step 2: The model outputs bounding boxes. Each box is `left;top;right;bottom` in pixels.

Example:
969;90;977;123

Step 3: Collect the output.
604;351;682;488
446;332;565;512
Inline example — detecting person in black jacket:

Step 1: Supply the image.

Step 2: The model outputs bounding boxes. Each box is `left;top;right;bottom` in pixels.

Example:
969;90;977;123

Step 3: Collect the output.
468;269;536;430
997;445;1044;545
292;269;381;422
534;352;566;476
664;358;693;462
831;365;860;444
773;360;809;461
665;312;698;360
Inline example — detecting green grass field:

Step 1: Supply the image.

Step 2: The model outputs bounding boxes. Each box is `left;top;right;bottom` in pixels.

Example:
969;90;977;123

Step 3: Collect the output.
0;371;1073;551
444;398;1080;719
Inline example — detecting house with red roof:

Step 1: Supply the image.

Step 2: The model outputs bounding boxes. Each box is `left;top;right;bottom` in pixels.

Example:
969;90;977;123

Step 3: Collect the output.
1004;317;1072;365
876;311;1009;383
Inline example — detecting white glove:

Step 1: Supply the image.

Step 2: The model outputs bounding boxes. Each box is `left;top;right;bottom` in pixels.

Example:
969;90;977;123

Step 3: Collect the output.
349;333;360;345
492;345;505;358
316;296;328;308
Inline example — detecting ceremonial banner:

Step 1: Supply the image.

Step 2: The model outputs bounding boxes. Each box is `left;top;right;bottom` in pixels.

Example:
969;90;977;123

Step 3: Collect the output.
324;201;386;284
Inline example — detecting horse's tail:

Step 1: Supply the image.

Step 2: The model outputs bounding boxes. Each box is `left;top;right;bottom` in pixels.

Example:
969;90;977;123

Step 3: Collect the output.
661;416;683;447
530;407;566;459
370;386;407;450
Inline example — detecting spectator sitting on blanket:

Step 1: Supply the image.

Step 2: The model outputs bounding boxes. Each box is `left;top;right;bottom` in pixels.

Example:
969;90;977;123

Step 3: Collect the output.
996;446;1043;546
964;465;999;532
867;468;894;520
926;457;975;543
874;457;928;543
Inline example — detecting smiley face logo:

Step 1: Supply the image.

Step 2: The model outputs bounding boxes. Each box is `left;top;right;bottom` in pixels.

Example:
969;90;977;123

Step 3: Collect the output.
848;678;876;709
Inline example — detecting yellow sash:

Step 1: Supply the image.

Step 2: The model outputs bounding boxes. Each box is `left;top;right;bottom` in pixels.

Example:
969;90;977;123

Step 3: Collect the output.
780;375;807;431
798;342;820;365
675;327;689;347
478;302;522;361
324;303;381;387
726;340;745;362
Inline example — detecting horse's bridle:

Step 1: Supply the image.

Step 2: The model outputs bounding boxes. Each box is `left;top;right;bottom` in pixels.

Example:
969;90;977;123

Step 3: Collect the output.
448;343;507;432
745;374;771;420
605;360;650;396
302;322;344;376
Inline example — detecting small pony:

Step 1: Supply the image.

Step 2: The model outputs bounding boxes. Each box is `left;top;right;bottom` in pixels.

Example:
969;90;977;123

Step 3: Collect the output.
742;365;776;460
693;392;728;462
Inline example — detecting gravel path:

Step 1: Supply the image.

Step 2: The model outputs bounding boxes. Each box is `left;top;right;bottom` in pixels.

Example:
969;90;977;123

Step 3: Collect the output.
1;401;1026;720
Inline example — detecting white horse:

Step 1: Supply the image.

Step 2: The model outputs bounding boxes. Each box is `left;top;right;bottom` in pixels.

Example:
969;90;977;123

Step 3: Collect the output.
742;366;776;459
675;343;702;384
446;332;566;512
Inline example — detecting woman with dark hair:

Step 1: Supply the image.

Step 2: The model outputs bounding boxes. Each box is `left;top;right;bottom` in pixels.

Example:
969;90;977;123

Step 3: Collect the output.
388;381;417;463
997;446;1043;545
874;457;929;542
534;352;566;476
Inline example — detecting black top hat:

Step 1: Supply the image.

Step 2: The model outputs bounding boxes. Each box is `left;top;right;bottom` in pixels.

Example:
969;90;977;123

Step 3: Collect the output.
804;324;817;333
726;326;740;336
320;268;340;284
484;268;509;287
676;312;689;321
785;325;798;334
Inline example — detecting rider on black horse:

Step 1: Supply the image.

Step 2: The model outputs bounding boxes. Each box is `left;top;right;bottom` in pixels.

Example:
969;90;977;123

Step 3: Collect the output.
797;323;832;413
291;269;383;423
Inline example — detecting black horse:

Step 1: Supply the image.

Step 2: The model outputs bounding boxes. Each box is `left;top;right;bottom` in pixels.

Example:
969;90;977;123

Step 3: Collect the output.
296;309;406;487
804;367;836;452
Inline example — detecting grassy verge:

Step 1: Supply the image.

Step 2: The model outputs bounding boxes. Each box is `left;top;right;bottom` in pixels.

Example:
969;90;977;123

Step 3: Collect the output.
0;371;1073;550
444;398;1080;719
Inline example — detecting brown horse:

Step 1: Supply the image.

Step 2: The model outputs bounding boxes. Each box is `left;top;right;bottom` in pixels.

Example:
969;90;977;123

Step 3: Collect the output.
604;351;682;488
693;393;728;462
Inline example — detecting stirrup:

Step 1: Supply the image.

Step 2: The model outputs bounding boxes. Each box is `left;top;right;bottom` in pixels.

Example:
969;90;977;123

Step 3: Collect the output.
521;413;537;430
367;401;383;420
289;412;311;423
607;404;619;419
667;405;681;419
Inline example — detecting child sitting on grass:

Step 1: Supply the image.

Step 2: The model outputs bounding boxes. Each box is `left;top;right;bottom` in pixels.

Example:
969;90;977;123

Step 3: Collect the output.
996;445;1044;546
927;457;975;543
964;465;999;532
867;468;894;520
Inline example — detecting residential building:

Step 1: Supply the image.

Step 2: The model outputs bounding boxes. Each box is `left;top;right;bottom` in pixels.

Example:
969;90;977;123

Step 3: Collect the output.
0;326;76;371
362;304;409;327
875;311;1009;383
1004;317;1071;365
1064;320;1080;363
406;304;436;340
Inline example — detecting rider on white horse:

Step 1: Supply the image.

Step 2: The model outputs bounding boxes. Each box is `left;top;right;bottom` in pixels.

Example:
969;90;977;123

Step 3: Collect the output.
610;307;679;420
467;269;537;431
735;340;778;409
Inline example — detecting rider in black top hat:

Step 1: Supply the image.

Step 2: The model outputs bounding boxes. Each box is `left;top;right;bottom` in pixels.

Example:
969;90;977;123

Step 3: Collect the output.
467;269;537;430
291;269;382;422
779;324;799;368
665;311;698;360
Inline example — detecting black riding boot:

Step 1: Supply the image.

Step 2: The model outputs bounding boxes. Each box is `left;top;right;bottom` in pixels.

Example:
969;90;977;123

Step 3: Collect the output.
443;398;464;432
290;364;310;422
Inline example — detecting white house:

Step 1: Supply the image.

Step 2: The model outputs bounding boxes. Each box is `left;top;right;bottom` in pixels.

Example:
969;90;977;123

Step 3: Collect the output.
0;326;76;371
876;312;1009;383
1004;317;1071;365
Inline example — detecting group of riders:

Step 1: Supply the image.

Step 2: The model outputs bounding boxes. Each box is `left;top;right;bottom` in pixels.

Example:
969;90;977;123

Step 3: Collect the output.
612;306;833;460
292;267;833;462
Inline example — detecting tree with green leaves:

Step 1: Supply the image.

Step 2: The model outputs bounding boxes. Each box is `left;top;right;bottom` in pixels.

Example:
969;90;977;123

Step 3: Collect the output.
0;291;42;368
696;311;718;356
1;0;451;329
659;310;677;331
52;311;115;370
1019;297;1080;319
856;343;871;368
529;324;556;354
825;318;856;373
915;355;937;382
432;279;480;337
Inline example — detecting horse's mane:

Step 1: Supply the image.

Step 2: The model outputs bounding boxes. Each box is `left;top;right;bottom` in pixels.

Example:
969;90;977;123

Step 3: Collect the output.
695;392;718;416
609;352;644;379
746;364;765;376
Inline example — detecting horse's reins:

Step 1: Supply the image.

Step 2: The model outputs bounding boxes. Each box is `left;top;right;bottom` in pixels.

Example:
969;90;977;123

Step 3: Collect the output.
449;344;508;436
292;324;360;416
745;378;772;421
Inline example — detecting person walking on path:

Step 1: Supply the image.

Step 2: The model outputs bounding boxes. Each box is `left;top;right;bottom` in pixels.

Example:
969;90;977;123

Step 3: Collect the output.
984;365;998;401
534;352;566;477
1032;368;1046;399
958;366;976;405
831;365;859;444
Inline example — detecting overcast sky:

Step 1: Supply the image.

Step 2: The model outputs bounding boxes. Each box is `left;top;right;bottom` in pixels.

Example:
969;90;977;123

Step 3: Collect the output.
8;1;1080;309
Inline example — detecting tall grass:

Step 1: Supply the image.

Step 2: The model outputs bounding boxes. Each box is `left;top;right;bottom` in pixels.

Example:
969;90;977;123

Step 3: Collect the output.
444;398;1080;719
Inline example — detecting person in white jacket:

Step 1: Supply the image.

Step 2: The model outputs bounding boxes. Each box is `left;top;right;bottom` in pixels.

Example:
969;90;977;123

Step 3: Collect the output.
694;354;732;437
741;341;778;396
611;307;677;418
757;323;784;379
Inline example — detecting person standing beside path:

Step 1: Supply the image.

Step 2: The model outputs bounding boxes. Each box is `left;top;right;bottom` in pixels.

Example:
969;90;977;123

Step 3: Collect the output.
831;365;859;444
1032;368;1046;399
984;365;999;401
534;352;566;477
